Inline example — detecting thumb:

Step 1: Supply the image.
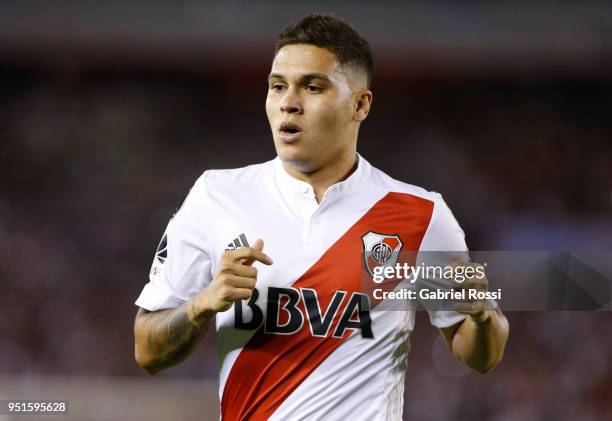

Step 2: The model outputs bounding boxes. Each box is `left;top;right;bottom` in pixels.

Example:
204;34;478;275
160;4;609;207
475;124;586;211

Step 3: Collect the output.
241;238;266;266
252;238;264;252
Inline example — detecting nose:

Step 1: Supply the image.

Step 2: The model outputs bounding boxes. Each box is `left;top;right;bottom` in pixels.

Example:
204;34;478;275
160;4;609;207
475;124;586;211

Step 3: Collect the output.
280;88;303;114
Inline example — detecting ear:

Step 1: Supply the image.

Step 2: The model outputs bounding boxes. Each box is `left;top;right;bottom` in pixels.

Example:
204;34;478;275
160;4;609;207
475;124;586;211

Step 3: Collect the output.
353;89;373;122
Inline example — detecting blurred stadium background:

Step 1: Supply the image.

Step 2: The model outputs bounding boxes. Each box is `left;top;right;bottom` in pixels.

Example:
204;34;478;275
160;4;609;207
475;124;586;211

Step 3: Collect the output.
1;1;611;420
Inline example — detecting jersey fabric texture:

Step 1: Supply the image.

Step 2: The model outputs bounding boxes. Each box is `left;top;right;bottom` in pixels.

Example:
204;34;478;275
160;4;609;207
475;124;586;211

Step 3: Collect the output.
135;155;469;420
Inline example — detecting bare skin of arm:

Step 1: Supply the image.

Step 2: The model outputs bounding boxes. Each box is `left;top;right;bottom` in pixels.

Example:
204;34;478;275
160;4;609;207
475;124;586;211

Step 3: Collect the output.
439;258;510;374
134;239;273;374
133;298;214;375
440;308;509;374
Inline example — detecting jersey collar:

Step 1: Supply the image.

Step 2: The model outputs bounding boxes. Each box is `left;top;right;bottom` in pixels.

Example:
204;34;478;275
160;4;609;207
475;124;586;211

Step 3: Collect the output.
273;153;371;199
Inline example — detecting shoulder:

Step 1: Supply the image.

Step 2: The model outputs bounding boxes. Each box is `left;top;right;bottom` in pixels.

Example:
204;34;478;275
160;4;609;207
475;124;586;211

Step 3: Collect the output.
172;160;274;220
189;159;275;194
367;164;443;206
365;163;462;237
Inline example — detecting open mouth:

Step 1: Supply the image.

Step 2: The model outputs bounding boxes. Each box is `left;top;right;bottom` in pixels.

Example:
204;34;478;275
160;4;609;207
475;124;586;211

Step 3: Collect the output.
279;122;302;135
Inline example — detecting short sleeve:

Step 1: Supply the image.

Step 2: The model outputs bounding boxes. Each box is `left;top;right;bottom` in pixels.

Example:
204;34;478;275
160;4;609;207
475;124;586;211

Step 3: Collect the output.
135;174;213;311
417;193;469;328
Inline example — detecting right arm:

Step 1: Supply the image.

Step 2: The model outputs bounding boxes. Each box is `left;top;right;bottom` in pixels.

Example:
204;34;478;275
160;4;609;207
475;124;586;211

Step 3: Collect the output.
133;294;215;375
134;240;272;374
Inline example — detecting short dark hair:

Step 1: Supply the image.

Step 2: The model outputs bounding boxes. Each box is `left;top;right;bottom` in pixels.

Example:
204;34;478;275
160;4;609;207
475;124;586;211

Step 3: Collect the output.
275;13;374;87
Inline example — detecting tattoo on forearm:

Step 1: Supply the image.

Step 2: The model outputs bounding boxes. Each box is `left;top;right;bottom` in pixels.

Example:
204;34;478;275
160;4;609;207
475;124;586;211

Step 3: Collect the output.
190;299;210;326
144;304;211;370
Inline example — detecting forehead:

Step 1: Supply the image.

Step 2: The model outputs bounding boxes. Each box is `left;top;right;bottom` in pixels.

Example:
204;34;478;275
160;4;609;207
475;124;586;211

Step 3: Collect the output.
271;44;343;79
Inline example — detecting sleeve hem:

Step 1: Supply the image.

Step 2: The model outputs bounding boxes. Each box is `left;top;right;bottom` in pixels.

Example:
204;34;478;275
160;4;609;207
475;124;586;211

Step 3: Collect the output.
429;311;467;328
135;283;186;312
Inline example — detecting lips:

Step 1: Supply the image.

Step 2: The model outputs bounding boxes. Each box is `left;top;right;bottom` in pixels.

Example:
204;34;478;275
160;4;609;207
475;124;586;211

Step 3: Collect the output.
278;122;303;142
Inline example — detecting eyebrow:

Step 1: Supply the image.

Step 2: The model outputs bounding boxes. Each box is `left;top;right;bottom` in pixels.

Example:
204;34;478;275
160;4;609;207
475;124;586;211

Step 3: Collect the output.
268;72;332;84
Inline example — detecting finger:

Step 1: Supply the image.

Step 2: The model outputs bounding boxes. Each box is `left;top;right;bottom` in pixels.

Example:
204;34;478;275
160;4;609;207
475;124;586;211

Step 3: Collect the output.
471;262;486;280
224;262;258;278
224;275;257;290
225;244;273;266
219;286;254;302
449;260;487;286
457;308;486;318
231;287;254;301
467;300;486;315
449;255;467;268
242;239;267;266
453;296;475;313
455;298;485;315
236;238;265;265
448;256;468;283
449;257;484;271
452;277;488;291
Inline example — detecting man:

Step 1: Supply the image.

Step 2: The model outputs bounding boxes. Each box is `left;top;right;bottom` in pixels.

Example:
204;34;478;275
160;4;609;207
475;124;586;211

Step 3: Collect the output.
134;14;509;420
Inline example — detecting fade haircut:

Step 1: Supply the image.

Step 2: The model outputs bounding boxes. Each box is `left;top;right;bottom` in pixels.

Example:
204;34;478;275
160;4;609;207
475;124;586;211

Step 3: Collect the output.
275;13;374;88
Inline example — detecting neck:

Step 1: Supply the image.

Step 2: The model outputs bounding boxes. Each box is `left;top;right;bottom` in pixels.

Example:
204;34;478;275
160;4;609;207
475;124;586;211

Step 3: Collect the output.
283;150;358;203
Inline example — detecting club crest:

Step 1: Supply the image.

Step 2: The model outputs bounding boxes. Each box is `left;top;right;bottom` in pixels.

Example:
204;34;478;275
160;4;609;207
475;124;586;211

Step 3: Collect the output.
362;231;403;282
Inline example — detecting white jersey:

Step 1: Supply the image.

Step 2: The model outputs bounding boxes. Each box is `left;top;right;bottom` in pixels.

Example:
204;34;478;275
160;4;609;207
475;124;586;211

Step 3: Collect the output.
135;154;468;420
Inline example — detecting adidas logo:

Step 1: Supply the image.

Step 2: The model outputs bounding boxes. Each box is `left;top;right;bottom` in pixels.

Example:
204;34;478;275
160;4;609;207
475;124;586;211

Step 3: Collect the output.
225;233;250;252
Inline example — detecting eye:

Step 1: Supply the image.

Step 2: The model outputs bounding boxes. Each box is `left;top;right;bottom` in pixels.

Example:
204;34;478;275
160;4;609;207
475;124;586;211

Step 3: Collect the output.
306;85;322;93
270;83;286;92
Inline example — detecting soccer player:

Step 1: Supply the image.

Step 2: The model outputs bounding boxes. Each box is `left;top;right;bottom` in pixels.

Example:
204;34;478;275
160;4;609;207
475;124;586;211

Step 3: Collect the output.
134;14;509;420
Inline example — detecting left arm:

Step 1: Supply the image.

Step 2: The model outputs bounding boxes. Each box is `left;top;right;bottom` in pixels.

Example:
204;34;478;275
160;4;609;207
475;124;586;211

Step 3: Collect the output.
440;307;509;374
439;257;510;373
420;196;509;373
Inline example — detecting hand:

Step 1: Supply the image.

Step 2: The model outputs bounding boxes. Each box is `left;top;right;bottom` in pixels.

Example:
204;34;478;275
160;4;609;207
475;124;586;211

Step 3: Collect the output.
198;239;273;313
449;256;491;322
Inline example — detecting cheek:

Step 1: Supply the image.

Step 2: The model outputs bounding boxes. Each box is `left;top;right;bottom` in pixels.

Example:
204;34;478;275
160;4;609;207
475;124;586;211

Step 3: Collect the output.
315;98;351;130
265;94;274;120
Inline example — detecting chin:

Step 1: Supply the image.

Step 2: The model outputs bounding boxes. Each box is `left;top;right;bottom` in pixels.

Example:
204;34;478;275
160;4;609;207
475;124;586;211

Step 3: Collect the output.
276;142;302;161
276;147;315;172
